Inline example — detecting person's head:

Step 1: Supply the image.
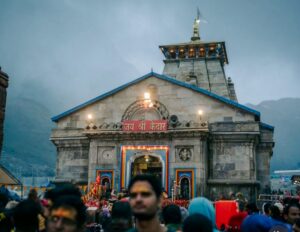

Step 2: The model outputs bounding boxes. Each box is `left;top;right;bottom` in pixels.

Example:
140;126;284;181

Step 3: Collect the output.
162;204;182;225
293;218;300;232
0;192;9;209
108;201;133;232
270;205;282;221
188;197;217;230
128;174;162;221
182;213;213;232
262;203;271;216
240;214;273;232
111;201;132;220
283;203;300;225
47;195;86;232
13;199;39;232
245;202;259;215
274;202;284;214
28;189;38;201
45;183;82;203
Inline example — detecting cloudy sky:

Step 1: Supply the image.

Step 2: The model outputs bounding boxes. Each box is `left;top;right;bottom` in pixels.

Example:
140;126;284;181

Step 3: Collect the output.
0;0;299;115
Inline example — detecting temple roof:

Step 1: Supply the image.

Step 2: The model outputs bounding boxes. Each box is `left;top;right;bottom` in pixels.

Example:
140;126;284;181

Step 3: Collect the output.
0;164;22;185
260;122;275;131
52;72;261;122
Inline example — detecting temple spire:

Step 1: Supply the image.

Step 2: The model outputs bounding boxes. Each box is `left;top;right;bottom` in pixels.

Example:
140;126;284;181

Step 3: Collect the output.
191;8;201;41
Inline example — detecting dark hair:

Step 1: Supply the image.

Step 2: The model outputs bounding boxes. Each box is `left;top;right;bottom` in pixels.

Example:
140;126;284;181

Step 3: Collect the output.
128;174;162;198
44;183;82;202
51;195;86;228
270;205;282;221
263;202;271;215
183;213;213;232
295;218;300;227
28;189;38;201
106;202;133;232
162;204;182;225
246;202;259;214
13;199;39;231
0;192;9;209
111;201;132;220
283;203;300;216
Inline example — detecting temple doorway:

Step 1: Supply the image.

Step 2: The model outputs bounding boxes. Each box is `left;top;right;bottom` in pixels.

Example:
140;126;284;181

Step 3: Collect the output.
101;177;111;189
131;155;162;181
180;177;190;199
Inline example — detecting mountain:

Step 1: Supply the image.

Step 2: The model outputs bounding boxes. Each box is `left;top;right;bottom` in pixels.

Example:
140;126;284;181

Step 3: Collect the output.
1;97;56;177
246;98;300;171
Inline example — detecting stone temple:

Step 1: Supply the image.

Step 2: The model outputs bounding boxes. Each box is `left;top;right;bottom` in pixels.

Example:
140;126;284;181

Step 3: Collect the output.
50;16;274;201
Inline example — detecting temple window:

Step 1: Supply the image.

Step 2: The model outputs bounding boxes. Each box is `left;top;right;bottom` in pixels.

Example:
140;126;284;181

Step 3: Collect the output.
178;48;186;59
169;48;176;59
188;47;196;58
199;47;205;57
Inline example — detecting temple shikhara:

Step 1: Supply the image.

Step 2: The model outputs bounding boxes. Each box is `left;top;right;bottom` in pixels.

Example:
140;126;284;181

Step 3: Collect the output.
50;14;274;201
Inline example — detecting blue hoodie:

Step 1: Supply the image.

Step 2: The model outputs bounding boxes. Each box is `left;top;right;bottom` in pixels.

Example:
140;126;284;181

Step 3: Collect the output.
188;197;219;232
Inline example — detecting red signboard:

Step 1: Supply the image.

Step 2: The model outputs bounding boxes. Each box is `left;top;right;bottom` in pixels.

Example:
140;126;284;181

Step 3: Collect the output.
122;120;168;132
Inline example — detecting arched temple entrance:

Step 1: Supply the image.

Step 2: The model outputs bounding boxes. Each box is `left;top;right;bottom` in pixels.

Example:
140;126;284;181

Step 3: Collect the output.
122;146;169;191
180;177;190;199
131;155;162;182
101;177;111;189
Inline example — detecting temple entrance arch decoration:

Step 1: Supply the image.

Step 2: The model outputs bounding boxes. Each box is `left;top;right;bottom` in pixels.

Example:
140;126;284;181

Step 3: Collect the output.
96;170;114;190
102;177;111;189
122;100;170;121
175;169;195;199
120;146;169;192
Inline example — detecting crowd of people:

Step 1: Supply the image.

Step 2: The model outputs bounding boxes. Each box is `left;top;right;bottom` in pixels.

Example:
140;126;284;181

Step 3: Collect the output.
0;174;300;232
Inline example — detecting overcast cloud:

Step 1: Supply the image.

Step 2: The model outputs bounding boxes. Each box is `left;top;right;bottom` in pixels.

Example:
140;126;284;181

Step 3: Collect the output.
0;0;299;115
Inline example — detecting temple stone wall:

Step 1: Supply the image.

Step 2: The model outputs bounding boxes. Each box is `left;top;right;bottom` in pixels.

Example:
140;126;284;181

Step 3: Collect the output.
51;77;273;200
209;141;256;180
55;77;254;130
256;128;274;192
163;59;229;98
169;137;206;195
88;140;119;188
53;138;89;183
206;60;229;98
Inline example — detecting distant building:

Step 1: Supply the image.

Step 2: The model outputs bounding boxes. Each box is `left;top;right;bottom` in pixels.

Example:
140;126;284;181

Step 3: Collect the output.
50;14;274;201
0;68;22;188
271;170;300;194
0;67;9;154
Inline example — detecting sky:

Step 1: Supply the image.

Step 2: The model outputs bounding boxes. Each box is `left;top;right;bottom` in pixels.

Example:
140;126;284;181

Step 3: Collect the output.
0;0;300;115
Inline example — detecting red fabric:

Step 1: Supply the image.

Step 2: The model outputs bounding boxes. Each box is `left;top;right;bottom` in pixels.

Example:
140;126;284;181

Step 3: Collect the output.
228;212;248;232
215;200;239;229
96;175;100;184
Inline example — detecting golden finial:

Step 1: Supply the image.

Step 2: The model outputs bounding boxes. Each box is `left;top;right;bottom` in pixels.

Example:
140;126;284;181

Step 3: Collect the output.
191;8;201;41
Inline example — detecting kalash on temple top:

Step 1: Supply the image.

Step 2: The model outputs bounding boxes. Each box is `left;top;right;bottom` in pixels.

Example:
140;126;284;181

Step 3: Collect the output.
50;11;274;202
